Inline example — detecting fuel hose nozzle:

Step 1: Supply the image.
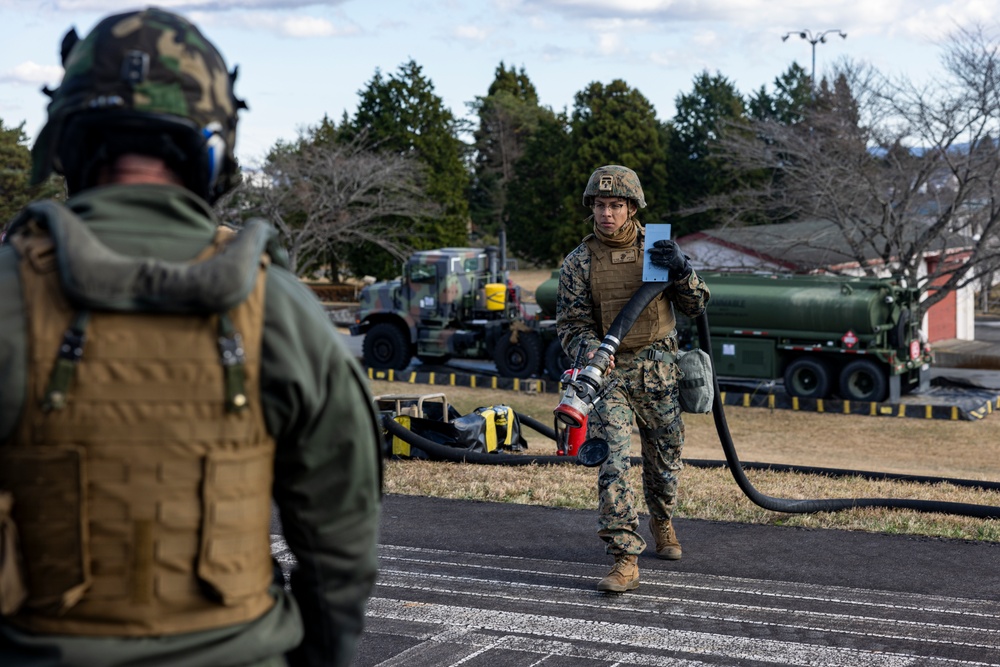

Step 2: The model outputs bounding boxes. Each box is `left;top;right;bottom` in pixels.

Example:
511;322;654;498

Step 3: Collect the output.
553;281;666;430
553;337;619;429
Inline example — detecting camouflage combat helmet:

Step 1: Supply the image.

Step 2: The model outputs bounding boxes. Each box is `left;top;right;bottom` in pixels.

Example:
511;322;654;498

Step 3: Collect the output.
582;165;647;209
31;8;247;203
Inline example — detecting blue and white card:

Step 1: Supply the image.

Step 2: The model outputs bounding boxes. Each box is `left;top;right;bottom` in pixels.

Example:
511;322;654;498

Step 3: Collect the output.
642;223;673;282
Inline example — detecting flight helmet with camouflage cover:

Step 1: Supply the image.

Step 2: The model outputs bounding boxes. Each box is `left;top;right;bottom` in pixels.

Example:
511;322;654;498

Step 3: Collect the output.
582;165;647;209
31;8;247;203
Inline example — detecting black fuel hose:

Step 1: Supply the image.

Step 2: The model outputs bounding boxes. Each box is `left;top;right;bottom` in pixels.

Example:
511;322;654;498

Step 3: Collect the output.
682;459;1000;492
696;311;1000;519
552;281;667;429
604;282;665;346
516;412;557;441
387;409;1000;495
382;414;593;466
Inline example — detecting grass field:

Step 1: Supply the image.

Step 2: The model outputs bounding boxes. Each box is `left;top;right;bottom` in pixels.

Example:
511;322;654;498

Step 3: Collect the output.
370;379;1000;543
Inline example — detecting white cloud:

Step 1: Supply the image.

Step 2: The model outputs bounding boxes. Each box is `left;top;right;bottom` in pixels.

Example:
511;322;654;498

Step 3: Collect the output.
526;0;994;41
596;32;622;56
28;0;350;10
193;10;359;39
896;0;997;41
454;24;489;42
689;29;721;49
527;15;548;30
278;15;348;38
0;61;62;85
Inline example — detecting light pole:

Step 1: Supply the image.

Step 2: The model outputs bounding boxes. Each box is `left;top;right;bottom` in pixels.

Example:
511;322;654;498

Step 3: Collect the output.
781;29;847;91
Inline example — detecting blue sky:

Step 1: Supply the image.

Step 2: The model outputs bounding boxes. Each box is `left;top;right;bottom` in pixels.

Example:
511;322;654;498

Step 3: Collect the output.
0;1;993;166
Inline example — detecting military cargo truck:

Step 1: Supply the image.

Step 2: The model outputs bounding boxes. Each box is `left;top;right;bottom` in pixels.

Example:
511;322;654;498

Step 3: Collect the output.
349;238;563;379
536;271;933;403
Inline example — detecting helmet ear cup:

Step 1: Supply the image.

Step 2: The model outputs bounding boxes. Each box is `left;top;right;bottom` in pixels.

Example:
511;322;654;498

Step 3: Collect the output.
202;123;226;194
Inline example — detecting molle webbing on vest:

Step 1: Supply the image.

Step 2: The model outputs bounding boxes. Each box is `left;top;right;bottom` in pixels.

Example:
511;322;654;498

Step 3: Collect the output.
14;200;276;314
585;235;674;352
1;220;277;637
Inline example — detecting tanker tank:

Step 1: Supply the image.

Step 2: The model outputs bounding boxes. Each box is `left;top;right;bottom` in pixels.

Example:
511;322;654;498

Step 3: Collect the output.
693;273;898;345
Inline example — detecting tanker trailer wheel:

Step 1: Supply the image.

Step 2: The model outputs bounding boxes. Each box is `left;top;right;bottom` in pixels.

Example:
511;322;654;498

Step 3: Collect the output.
838;359;888;402
494;331;543;378
544;338;571;382
363;322;412;370
783;357;831;399
888;309;910;348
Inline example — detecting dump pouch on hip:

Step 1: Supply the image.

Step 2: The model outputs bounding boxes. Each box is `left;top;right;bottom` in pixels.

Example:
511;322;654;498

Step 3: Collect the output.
677;348;714;414
197;447;274;606
0;447;91;615
0;491;28;615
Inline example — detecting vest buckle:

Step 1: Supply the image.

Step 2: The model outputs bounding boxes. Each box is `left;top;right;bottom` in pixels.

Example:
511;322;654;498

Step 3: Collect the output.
644;349;675;363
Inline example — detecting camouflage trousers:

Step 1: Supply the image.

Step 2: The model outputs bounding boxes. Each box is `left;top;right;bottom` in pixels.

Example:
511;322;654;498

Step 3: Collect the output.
588;342;685;556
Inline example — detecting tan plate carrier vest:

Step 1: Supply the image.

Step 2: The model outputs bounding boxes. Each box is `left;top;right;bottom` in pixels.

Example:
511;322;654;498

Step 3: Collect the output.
0;224;277;637
585;235;675;353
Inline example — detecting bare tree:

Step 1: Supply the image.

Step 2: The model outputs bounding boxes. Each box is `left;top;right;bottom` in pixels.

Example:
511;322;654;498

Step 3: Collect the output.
223;133;441;278
712;25;1000;314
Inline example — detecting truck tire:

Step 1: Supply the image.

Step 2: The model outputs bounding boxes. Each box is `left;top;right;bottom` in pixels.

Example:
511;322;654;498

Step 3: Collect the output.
544;338;571;382
494;331;543;379
783;357;831;399
839;359;888;402
888;309;910;348
363;322;412;370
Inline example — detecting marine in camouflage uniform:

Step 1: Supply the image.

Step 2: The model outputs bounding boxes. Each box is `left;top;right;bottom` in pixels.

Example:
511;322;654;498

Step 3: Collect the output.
556;165;710;592
0;9;380;666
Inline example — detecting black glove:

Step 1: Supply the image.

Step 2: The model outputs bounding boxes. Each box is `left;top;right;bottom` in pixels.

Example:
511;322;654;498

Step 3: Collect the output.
647;239;692;279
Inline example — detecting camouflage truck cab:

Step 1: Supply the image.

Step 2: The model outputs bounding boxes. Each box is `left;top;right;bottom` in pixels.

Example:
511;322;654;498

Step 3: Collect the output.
350;243;560;379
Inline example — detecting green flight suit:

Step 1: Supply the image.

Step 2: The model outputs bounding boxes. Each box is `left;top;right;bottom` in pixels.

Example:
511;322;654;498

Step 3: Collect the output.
0;184;382;667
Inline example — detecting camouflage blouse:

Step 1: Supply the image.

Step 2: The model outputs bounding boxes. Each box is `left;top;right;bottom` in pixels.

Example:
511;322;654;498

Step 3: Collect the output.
556;232;711;359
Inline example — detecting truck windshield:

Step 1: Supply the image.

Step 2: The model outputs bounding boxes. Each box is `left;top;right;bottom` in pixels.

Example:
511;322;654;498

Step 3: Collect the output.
409;264;437;282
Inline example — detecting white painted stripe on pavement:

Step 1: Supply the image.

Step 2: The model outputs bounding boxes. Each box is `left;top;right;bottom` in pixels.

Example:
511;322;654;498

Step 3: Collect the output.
376;569;1000;651
274;538;1000;663
377;544;1000;620
368;621;722;667
367;596;968;667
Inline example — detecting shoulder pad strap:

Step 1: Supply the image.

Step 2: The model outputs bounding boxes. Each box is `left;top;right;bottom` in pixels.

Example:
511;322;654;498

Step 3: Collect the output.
584;234;602;256
27;201;279;314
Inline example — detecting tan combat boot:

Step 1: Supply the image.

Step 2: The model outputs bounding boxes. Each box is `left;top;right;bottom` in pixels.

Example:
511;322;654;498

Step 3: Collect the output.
649;516;682;560
597;554;639;592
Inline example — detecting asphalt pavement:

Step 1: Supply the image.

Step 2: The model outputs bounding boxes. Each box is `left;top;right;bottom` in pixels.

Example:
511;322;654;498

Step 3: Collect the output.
271;495;1000;667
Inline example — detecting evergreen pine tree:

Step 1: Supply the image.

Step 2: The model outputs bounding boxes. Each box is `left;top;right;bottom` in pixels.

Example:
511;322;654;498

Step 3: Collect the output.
468;62;547;237
342;60;470;277
666;71;747;235
564;80;669;249
0;119;64;225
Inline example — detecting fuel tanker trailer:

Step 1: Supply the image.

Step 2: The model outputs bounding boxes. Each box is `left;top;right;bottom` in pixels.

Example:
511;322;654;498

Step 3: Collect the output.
536;271;933;403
